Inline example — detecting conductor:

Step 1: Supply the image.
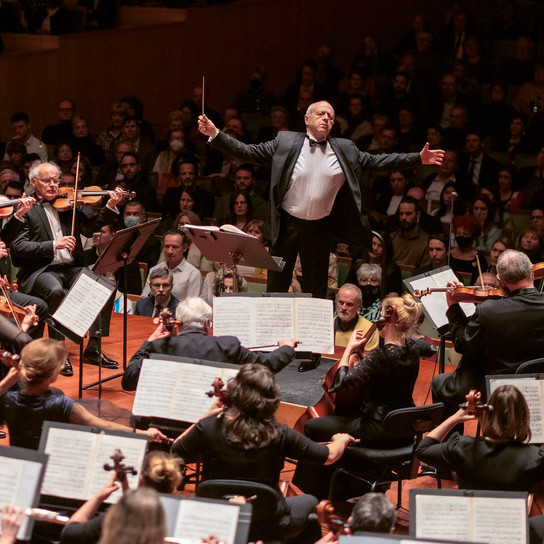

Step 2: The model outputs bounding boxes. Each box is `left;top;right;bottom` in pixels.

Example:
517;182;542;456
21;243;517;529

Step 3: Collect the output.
198;101;444;298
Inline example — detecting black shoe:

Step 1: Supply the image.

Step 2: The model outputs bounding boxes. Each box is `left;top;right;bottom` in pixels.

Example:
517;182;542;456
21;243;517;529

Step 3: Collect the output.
84;351;119;369
60;357;74;377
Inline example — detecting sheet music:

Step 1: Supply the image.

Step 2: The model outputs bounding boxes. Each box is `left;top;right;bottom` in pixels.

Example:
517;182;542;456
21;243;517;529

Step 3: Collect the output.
294;297;334;354
87;434;148;502
415;494;472;541
173;500;239;544
472;497;526;544
408;267;475;330
41;428;97;499
52;272;113;338
213;297;334;353
489;377;544;443
0;457;43;540
415;494;527;544
133;359;238;423
213;297;252;345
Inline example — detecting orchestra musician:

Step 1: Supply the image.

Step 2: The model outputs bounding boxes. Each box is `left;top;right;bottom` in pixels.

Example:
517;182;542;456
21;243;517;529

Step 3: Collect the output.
432;249;544;418
172;364;354;544
10;161;124;376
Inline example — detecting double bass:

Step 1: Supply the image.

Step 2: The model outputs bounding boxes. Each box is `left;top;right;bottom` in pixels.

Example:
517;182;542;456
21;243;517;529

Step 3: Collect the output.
293;306;397;433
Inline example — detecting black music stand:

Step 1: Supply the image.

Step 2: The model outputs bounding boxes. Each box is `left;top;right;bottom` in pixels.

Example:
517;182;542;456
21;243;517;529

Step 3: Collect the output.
49;268;116;399
82;218;161;394
184;225;284;290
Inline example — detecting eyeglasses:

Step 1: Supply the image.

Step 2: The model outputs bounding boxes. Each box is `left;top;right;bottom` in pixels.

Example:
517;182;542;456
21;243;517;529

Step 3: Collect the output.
35;177;60;185
150;282;172;289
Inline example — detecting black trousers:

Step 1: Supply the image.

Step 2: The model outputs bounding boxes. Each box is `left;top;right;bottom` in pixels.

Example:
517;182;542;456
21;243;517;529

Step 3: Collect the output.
268;210;332;299
30;264;114;342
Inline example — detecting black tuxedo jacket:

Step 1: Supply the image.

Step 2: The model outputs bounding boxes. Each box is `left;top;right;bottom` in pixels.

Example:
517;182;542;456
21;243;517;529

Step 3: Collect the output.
11;203;118;292
212;131;421;246
122;326;295;391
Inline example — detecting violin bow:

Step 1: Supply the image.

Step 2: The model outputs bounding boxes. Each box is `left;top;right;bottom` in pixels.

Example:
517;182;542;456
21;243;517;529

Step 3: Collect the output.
0;276;21;329
70;152;81;238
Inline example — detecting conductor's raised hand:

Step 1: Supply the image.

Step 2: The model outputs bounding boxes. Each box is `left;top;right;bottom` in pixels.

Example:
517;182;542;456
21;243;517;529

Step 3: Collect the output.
198;114;219;139
55;235;76;252
420;142;445;165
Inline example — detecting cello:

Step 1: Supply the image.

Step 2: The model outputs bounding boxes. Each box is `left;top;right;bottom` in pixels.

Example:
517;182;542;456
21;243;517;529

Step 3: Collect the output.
293;306;397;433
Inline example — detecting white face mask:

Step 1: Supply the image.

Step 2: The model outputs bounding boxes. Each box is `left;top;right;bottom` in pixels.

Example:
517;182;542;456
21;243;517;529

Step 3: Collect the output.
170;140;184;152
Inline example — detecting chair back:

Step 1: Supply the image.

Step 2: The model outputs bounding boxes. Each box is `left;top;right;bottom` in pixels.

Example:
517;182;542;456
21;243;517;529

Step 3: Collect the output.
196;479;279;525
515;358;544;374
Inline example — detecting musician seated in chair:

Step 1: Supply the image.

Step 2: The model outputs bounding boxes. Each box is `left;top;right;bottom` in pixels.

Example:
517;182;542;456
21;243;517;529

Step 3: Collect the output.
293;294;434;498
172;364;355;544
122;297;297;391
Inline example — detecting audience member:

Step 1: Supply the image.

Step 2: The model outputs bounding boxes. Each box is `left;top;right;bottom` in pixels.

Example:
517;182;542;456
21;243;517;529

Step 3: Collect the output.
4;112;47;163
42;98;76;145
135;267;179;318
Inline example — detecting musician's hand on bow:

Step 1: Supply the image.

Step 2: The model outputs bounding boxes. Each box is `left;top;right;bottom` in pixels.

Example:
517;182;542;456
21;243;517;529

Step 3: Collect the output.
278;338;296;348
106;186;124;209
145;427;169;443
198;114;219;139
420;142;445;165
21;304;38;332
55;235;76;252
14;194;36;220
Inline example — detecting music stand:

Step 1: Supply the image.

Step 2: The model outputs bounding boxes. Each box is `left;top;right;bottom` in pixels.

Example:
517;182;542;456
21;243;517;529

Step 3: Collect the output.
81;218;160;395
184;225;284;291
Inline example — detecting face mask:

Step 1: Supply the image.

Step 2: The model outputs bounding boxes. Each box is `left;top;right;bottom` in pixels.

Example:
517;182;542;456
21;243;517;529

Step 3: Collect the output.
455;235;474;248
170;140;184;152
361;284;380;302
124;215;139;228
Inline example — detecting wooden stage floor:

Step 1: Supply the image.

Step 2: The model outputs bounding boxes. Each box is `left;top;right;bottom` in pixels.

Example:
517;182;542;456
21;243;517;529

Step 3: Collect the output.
0;314;482;533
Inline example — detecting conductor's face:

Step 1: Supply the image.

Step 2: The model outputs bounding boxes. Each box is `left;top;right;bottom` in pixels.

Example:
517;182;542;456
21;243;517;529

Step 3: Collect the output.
305;101;335;142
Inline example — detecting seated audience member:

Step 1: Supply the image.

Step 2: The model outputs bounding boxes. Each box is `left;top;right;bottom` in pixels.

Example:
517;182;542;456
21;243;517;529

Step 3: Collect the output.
122;200;161;268
70;155;94;187
516;226;544;264
120;116;156;174
336;95;372;142
484;236;511;277
449;214;486;276
170;211;213;272
386;186;443;235
224;190;253;231
61;451;184;544
0;168;21;192
474;272;500;289
374;170;409;216
141;231;201;302
0;339;165;449
256;105;290;143
418;385;544;491
432;250;544;419
95;102;129;154
356;263;382;321
172;364;353;544
122;298;297;390
135;267;179;318
161;158;214;221
390;196;431;268
334;284;379;351
520;145;544;207
496;165;524;220
212;164;268;225
431;181;458;236
531;207;544;239
414;233;449;275
357;113;389;151
4;140;26;180
41;99;76;146
423;149;457;214
71;115;105;167
4;112;47;163
96;141;133;189
472;193;501;252
212;269;247;298
492;112;531;156
54;142;75;175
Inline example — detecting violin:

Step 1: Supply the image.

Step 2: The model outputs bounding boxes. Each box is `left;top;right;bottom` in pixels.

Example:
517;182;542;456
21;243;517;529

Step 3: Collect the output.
533;262;544;281
103;449;137;483
413;285;508;304
313;500;350;535
0;195;34;219
52;186;136;211
153;308;182;334
459;390;492;418
293;306;397;434
205;377;229;404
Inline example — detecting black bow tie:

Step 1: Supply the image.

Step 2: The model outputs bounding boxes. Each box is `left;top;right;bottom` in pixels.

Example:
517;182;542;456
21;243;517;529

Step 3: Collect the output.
308;136;327;149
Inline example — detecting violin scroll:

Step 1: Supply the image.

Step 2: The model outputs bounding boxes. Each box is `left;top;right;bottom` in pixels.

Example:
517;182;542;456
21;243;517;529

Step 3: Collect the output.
153;308;182;334
459;390;493;418
103;449;137;483
314;500;349;535
205;377;228;404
